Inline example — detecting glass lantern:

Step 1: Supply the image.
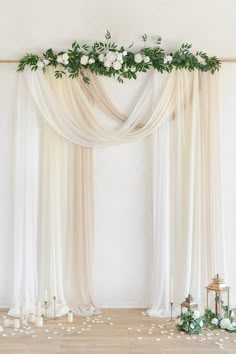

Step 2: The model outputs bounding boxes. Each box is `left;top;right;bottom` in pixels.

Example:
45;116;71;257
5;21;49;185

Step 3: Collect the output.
181;294;198;312
206;274;230;316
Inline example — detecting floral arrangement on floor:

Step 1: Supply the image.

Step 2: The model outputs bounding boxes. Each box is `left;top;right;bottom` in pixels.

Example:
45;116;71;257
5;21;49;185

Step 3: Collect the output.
203;300;236;333
176;307;203;335
17;31;221;83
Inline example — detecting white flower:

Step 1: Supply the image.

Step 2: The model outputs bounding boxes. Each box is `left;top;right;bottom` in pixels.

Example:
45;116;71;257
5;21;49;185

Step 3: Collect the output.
143;56;150;63
182;307;188;314
43;59;49;65
193;311;200;320
98;54;105;62
80;55;89;65
116;53;123;62
199;320;203;327
63;60;69;65
106;51;116;63
211;318;219;326
134;53;143;63
122;50;127;56
130;65;136;72
113;61;122;70
164;55;172;64
57;55;63;63
176;318;183;326
190;323;195;329
220;318;231;330
37;61;44;69
123;65;129;72
62;53;69;61
196;55;206;65
104;59;112;68
88;58;95;64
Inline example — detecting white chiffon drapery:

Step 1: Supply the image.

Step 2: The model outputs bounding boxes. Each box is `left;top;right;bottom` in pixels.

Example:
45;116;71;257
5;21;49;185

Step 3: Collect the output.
10;68;224;317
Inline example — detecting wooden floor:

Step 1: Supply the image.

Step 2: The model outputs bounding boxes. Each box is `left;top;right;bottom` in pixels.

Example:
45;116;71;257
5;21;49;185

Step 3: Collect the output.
0;308;236;353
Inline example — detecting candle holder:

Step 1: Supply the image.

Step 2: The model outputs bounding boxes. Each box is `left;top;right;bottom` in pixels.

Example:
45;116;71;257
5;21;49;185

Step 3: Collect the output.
170;302;174;321
53;296;56;320
44;300;48;321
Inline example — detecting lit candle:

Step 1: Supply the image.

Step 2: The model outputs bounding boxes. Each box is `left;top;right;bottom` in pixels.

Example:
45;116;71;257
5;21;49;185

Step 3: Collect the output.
68;311;73;323
35;317;43;327
3;319;10;327
170;276;174;303
14;319;20;329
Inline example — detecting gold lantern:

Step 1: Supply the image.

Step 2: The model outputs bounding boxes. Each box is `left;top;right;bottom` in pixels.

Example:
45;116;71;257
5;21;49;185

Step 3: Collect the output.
181;294;198;312
206;274;230;316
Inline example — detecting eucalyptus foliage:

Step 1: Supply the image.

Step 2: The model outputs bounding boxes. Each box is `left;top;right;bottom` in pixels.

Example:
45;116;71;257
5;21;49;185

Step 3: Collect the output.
176;308;203;335
17;31;221;83
203;299;236;333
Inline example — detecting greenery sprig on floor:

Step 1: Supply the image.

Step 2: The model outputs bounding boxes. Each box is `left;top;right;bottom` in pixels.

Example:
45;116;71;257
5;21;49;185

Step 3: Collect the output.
17;31;221;83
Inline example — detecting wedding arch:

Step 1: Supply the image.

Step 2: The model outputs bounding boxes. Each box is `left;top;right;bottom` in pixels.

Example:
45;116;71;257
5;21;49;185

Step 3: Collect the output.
9;33;224;318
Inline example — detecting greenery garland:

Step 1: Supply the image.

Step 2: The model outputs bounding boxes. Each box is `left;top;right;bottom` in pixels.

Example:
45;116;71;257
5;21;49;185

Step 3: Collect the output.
17;31;221;83
176;307;203;335
203;299;236;333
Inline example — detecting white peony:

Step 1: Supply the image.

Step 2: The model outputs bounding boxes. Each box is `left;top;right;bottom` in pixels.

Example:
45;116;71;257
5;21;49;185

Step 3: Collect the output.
134;53;143;63
143;56;150;63
57;55;63;63
182;307;188;314
164;55;172;64
211;318;219;326
113;61;122;71
220;318;231;330
43;59;49;65
190;323;195;329
122;50;127;56
104;60;112;68
37;61;44;69
62;53;69;61
199;320;203;327
106;51;116;63
98;54;105;62
130;65;136;72
88;58;95;64
116;53;123;62
176;318;183;326
193;311;200;320
80;55;89;65
63;60;69;65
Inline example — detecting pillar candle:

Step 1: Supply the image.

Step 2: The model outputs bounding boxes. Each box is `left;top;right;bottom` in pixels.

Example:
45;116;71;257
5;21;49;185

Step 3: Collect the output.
68;311;73;323
14;319;20;329
44;290;48;302
35;317;43;327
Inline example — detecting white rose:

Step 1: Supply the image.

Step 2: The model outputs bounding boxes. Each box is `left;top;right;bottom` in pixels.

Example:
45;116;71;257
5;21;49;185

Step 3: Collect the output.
193;311;200;320
199;320;203;327
113;61;122;70
134;53;143;63
80;55;89;65
182;307;188;314
43;59;49;65
143;56;150;63
130;65;136;72
63;60;69;65
98;54;105;62
57;55;63;63
88;58;95;64
220;318;231;329
62;53;69;61
37;61;44;69
122;50;127;56
104;60;112;68
190;323;195;329
164;55;172;64
176;319;183;326
211;318;219;326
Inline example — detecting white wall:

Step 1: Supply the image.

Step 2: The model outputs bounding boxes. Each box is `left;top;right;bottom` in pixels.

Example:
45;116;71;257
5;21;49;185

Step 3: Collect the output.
0;0;236;308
